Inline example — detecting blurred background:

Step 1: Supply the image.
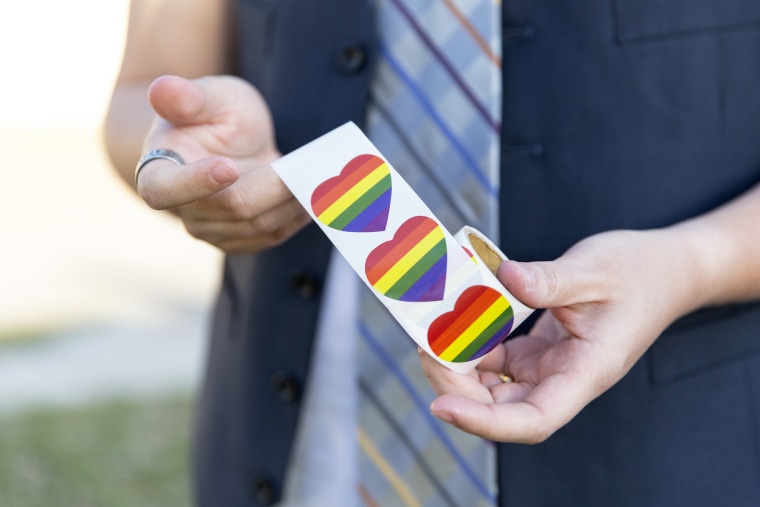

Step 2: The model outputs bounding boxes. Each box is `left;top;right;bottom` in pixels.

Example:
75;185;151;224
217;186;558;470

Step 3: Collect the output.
0;1;223;505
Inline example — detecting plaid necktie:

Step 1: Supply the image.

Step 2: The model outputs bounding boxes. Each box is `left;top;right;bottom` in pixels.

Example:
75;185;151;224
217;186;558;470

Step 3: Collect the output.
358;0;502;505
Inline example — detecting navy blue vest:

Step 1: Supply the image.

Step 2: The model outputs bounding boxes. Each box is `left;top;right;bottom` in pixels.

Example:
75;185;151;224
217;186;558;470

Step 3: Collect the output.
193;1;760;505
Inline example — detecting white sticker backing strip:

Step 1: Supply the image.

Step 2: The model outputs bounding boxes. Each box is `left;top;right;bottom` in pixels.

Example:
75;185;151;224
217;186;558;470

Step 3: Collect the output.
272;122;533;373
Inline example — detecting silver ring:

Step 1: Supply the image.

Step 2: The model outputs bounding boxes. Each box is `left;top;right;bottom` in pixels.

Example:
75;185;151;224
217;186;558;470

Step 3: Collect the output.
135;148;185;185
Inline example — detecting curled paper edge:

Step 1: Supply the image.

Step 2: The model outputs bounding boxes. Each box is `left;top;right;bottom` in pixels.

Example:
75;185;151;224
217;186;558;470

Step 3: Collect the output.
423;226;534;374
270;122;534;375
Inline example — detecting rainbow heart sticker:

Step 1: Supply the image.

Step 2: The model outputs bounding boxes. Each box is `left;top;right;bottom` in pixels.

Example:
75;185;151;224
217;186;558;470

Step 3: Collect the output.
310;154;392;232
365;216;447;302
428;285;514;363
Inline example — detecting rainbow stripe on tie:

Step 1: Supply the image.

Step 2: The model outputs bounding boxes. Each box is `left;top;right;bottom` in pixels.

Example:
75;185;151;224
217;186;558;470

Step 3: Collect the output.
428;285;514;362
311;154;392;232
365;216;447;302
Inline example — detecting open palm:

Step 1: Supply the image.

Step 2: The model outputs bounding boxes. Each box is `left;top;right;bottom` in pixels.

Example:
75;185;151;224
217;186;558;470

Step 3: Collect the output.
421;228;703;443
137;75;310;254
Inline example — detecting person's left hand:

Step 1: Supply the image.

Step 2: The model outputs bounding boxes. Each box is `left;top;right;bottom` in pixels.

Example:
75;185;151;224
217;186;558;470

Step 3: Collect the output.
420;228;705;443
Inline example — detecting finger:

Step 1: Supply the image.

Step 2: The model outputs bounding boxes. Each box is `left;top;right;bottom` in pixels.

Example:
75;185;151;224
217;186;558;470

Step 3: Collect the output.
419;349;493;404
497;259;602;309
430;394;547;443
216;214;312;255
183;199;309;243
182;164;295;222
477;332;554;377
148;75;269;134
148;75;223;127
487;380;533;404
478;370;505;388
431;371;592;444
499;335;576;392
475;344;509;373
137;156;239;210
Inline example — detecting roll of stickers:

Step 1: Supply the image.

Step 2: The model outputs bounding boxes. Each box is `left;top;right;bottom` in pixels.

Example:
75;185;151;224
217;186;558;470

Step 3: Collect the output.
272;122;534;373
445;226;534;371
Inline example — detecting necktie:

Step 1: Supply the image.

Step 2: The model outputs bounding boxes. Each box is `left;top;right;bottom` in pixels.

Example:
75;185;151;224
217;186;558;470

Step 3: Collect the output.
358;0;502;505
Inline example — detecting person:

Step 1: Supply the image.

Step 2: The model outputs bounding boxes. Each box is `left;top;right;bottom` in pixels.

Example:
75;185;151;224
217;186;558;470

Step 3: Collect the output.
104;0;760;505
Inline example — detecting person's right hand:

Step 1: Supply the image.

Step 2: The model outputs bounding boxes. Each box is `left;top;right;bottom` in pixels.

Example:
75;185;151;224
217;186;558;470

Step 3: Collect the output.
137;74;311;254
420;228;705;443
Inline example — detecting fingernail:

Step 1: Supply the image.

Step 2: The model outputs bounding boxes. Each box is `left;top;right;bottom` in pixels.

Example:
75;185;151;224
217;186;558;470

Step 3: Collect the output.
430;402;454;423
210;163;236;185
518;263;537;292
431;410;454;424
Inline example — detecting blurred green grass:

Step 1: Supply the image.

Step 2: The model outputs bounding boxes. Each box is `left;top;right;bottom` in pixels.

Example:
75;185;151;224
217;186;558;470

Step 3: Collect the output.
0;395;193;507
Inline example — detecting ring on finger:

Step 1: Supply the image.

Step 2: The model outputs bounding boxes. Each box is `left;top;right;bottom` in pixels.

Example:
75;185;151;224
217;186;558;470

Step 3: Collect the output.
135;148;185;185
498;373;513;383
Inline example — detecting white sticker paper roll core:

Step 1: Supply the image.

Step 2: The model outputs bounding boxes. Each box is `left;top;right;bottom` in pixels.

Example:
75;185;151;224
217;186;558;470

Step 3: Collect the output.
271;122;534;373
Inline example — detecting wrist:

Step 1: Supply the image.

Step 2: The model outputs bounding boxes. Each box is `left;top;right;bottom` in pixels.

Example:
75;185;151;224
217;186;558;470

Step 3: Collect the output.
662;219;725;313
637;225;710;325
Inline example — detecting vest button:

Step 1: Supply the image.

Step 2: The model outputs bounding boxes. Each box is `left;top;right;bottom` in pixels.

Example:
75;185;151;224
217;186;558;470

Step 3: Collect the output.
250;477;277;505
271;371;301;404
504;143;544;159
290;270;319;300
335;42;367;74
503;24;536;41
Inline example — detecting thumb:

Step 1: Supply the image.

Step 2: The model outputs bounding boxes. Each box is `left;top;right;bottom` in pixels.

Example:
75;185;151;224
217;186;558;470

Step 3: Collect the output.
497;259;601;309
147;75;228;127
